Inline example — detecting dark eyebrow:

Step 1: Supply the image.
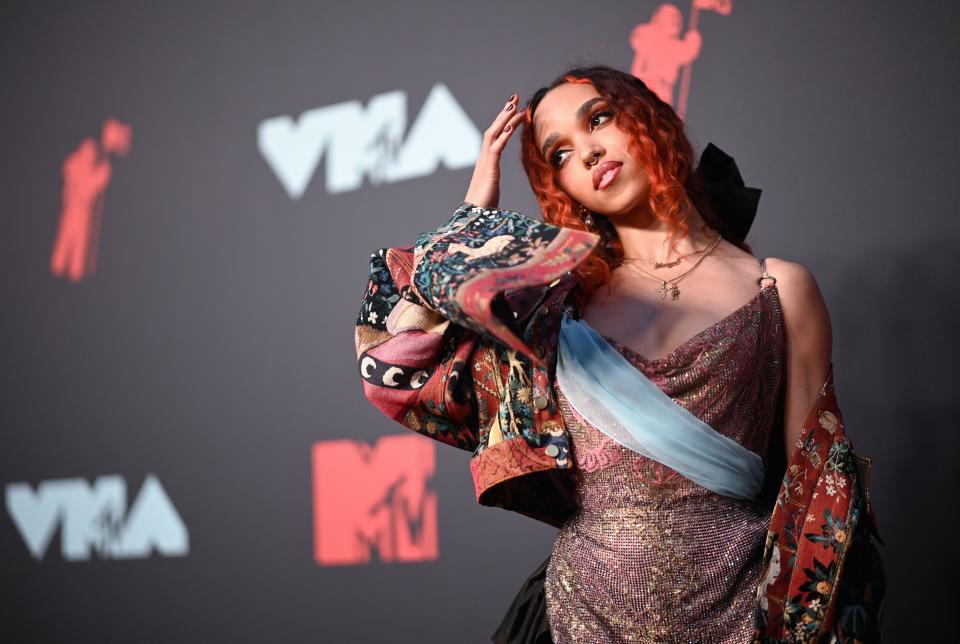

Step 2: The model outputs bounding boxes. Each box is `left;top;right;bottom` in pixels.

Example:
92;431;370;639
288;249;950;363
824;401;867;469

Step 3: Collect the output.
539;97;605;159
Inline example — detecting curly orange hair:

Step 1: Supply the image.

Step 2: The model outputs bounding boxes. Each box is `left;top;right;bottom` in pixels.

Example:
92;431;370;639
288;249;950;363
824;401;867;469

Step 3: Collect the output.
519;65;746;312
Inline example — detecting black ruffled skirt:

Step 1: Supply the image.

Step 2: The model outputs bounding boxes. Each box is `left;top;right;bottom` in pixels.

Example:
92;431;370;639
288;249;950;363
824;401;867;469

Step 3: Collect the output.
490;554;553;644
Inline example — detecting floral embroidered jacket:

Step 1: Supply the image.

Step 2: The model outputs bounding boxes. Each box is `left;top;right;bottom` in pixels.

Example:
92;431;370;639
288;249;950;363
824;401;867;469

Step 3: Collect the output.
354;201;886;642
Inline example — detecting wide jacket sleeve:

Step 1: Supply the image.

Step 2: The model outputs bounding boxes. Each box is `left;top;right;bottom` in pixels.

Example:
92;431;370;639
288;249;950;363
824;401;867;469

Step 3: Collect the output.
406;201;600;370
753;364;886;642
355;201;600;453
355;241;482;452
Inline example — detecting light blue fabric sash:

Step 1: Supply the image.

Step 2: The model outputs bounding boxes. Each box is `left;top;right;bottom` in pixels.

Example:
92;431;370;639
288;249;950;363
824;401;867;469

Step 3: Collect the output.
556;310;765;500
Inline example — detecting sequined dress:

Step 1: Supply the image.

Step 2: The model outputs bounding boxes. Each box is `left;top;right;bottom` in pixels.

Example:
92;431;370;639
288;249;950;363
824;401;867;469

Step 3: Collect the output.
544;279;785;643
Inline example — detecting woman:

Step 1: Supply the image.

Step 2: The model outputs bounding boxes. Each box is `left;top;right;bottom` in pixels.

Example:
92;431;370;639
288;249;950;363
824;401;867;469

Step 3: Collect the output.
355;65;884;642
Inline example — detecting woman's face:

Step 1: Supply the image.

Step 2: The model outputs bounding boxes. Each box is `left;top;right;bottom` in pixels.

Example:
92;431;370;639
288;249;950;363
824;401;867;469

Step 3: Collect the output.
532;82;651;219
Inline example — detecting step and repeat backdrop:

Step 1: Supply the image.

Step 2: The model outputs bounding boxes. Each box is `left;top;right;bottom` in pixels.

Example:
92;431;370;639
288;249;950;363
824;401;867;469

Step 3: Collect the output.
2;1;956;641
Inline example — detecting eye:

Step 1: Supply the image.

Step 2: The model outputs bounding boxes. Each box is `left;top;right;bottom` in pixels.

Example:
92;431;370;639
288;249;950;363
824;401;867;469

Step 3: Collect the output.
549;110;614;168
591;110;613;127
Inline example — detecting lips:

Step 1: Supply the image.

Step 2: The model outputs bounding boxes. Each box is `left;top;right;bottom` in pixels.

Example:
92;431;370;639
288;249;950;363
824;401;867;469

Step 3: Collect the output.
593;161;623;190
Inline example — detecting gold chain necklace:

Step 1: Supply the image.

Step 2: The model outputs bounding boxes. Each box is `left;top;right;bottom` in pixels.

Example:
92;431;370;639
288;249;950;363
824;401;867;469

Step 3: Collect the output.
620;234;721;300
621;231;721;269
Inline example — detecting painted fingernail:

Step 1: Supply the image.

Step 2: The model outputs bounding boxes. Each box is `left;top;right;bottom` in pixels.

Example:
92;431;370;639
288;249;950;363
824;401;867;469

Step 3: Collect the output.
509;93;516;101
505;103;513;111
504;124;511;131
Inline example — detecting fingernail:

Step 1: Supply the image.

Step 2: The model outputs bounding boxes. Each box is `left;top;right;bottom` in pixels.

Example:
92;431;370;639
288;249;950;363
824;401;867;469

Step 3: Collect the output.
505;103;513;111
509;93;516;101
504;124;511;131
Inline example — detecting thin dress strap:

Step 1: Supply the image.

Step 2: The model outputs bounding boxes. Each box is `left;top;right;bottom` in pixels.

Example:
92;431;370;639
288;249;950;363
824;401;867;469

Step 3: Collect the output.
758;257;777;287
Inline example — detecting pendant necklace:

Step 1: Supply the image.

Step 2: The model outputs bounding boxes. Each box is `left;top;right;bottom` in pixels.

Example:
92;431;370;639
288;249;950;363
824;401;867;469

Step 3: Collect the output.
620;234;721;300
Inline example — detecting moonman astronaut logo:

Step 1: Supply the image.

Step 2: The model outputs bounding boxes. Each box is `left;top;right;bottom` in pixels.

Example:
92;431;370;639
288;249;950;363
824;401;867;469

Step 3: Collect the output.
258;82;481;199
312;435;438;566
49;117;132;283
5;474;188;561
630;0;733;119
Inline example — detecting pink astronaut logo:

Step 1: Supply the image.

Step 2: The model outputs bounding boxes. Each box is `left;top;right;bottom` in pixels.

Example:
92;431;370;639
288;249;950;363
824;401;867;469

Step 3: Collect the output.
630;0;733;119
311;434;438;566
50;117;132;282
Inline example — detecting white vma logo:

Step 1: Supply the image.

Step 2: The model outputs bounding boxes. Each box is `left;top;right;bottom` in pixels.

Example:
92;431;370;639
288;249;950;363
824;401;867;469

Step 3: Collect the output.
5;474;189;561
258;82;481;199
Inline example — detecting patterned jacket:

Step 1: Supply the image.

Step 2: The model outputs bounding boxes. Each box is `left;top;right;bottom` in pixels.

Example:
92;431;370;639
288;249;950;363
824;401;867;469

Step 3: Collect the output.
354;201;886;642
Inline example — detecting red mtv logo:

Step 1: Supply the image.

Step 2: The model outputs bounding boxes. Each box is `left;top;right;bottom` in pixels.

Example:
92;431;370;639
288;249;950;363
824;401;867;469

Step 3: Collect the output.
312;435;438;566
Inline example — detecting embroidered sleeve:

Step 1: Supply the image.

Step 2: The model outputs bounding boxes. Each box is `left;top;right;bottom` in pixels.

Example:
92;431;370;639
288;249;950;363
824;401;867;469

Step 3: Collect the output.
355;201;598;451
355;244;480;452
753;365;885;641
407;202;599;369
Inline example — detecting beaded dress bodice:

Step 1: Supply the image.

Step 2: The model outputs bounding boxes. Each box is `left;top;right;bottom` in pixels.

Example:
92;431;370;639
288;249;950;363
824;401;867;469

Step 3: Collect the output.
544;275;785;643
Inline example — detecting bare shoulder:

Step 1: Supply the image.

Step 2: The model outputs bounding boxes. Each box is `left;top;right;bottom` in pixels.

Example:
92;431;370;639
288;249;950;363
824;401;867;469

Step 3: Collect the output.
762;257;834;448
763;258;827;313
763;256;833;363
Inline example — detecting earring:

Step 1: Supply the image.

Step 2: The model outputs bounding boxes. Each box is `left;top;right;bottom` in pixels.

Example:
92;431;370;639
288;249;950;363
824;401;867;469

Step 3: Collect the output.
578;203;595;229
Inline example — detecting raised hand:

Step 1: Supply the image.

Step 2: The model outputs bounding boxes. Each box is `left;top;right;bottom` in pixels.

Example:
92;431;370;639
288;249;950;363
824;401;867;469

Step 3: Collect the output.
464;92;526;209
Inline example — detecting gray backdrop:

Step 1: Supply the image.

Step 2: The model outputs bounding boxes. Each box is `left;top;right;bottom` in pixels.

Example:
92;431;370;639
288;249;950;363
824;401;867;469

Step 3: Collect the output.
2;1;956;641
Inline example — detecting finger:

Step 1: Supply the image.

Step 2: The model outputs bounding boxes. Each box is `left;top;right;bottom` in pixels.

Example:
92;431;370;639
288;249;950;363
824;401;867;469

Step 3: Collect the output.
489;108;525;152
484;94;520;140
502;107;526;133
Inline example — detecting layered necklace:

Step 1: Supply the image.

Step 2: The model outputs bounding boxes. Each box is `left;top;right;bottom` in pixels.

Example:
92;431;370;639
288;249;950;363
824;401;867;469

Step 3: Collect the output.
620;232;722;300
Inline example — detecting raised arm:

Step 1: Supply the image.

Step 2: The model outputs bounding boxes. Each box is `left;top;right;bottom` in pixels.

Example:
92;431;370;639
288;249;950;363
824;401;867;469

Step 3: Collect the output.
356;200;599;453
407;202;599;369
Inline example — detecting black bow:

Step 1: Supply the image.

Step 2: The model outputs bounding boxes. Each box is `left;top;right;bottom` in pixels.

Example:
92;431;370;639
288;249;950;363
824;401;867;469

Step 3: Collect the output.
695;142;761;244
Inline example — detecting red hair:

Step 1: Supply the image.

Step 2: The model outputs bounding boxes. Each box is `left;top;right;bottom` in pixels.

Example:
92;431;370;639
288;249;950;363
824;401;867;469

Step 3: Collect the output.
519;65;742;312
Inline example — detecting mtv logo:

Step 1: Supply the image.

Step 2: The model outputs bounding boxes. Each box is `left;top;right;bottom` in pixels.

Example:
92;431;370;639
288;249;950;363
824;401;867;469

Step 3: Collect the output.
5;474;189;561
312;435;438;566
257;82;481;199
